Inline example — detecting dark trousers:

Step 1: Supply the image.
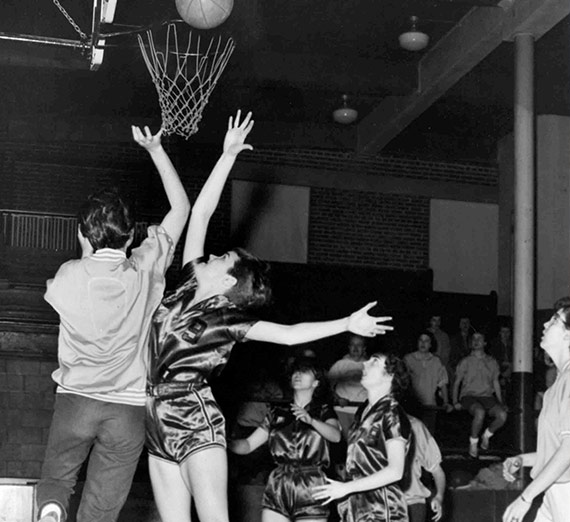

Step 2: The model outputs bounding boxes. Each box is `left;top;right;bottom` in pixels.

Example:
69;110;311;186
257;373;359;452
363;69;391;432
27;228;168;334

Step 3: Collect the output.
408;502;427;522
37;393;145;522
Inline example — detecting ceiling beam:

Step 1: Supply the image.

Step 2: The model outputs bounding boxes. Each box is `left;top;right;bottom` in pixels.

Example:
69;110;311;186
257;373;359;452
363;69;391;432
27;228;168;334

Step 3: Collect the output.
0;42;88;69
225;51;417;95
356;0;570;155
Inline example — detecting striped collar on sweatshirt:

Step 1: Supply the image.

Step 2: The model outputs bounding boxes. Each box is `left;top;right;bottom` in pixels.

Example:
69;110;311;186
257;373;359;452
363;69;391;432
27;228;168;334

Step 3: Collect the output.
91;248;127;262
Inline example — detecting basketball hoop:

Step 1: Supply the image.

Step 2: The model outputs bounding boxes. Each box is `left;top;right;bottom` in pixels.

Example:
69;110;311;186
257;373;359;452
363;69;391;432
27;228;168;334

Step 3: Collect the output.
137;23;235;139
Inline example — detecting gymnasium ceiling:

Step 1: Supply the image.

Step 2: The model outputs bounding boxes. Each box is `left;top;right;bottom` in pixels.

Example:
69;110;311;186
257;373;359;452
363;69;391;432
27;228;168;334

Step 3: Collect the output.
0;0;568;163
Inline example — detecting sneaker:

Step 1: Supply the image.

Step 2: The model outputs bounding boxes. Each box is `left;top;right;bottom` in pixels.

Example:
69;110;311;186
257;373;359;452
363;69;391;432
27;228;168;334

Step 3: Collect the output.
38;502;63;522
38;516;59;522
469;441;479;458
480;434;490;450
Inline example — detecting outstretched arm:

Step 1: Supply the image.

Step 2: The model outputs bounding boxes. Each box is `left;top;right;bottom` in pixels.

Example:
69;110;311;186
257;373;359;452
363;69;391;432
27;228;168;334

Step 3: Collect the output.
245;302;393;345
183;110;254;264
228;427;268;455
132;126;190;247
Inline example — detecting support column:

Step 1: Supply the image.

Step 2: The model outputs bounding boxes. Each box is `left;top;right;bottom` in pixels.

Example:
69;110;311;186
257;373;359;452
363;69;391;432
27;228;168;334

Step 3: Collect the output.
512;32;535;454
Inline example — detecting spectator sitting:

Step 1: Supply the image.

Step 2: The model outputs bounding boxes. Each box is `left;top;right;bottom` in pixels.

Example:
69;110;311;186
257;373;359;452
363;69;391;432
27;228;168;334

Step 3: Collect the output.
488;323;513;405
328;335;368;404
404;331;452;434
328;334;368;437
452;332;507;458
404;415;447;522
428;314;451;369
449;316;473;376
232;368;284;438
229;371;283;485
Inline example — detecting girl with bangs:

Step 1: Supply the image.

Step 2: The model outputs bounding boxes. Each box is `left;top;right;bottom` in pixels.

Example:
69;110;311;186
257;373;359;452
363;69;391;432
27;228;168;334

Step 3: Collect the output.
230;357;341;522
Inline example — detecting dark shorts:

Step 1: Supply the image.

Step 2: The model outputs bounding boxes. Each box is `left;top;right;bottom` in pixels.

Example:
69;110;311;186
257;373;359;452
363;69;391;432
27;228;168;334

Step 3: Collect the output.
145;384;225;463
460;395;501;412
262;465;330;520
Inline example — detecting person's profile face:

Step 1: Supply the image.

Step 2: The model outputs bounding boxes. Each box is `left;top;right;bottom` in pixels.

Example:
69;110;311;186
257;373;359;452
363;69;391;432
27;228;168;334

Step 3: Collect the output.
194;251;238;284
361;355;391;388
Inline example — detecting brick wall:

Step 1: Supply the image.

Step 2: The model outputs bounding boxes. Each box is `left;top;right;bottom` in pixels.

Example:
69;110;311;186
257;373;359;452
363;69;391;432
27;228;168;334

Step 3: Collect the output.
309;188;429;269
0;329;58;478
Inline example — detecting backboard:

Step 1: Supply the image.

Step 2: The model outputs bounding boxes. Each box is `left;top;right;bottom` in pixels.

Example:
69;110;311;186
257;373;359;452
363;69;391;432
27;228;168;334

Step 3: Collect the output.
0;0;119;71
90;0;118;70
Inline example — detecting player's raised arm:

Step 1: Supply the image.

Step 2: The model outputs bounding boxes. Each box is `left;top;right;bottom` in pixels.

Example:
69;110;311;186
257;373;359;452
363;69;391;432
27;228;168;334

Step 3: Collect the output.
183;110;254;264
132;125;190;246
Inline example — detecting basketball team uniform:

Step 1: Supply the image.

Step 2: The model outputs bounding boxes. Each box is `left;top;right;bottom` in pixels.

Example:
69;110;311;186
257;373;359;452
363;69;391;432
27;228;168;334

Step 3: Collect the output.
338;394;412;522
145;262;257;463
261;401;337;520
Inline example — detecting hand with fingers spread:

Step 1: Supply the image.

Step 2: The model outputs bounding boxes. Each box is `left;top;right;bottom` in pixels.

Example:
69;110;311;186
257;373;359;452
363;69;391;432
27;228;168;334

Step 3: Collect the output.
223;110;254;157
131;125;164;152
312;478;351;505
348;302;393;337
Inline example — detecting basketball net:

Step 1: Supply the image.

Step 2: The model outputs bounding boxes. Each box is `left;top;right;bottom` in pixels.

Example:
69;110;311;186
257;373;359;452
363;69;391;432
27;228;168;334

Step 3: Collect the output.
138;23;235;139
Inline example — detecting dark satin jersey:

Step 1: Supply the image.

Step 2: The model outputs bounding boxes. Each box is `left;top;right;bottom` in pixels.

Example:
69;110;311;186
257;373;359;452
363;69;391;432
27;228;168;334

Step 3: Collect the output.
347;394;412;480
262;402;337;468
338;394;412;522
148;267;257;385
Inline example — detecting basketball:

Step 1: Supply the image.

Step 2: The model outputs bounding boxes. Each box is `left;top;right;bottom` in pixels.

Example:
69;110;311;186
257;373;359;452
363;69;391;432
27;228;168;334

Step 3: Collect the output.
175;0;234;30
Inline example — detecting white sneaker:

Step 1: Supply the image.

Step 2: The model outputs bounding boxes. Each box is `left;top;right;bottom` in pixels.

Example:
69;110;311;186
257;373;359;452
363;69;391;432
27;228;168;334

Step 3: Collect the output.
481;434;490;450
38;502;63;522
38;516;59;522
469;440;479;458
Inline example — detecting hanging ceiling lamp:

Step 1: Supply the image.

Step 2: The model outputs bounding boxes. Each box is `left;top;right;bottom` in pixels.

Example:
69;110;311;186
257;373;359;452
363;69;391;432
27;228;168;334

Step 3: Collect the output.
399;16;429;51
333;94;358;124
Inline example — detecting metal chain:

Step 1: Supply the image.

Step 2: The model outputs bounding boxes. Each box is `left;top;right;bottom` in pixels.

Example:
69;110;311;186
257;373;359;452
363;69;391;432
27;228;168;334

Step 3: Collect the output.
52;0;88;41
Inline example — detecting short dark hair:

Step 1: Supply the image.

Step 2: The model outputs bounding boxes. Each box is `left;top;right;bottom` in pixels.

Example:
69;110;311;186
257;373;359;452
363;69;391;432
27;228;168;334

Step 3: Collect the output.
553;297;570;330
371;352;410;398
288;357;330;404
225;247;272;309
78;188;134;251
417;330;437;353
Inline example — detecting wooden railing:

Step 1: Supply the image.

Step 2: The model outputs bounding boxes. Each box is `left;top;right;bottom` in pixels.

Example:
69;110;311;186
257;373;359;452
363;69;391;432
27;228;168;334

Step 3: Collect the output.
1;210;151;251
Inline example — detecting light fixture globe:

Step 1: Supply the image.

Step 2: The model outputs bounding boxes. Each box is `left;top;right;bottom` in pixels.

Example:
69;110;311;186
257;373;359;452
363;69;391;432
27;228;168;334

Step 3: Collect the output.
399;16;429;51
333;95;358;124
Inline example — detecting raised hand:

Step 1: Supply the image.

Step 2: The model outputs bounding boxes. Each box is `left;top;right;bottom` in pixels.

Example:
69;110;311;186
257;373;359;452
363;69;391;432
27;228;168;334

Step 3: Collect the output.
348;302;393;337
131;125;163;152
291;403;312;425
223;110;254;157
